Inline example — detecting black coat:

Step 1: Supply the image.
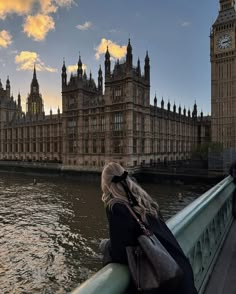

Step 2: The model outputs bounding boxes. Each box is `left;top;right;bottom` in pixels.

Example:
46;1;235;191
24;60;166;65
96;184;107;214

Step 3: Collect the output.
105;202;197;294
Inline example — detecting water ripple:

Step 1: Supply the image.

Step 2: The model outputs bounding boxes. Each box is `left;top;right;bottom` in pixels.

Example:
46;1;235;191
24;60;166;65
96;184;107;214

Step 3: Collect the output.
0;173;212;293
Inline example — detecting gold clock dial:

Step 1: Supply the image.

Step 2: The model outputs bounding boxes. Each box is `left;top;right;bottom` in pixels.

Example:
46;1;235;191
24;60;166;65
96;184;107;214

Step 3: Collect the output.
217;33;232;49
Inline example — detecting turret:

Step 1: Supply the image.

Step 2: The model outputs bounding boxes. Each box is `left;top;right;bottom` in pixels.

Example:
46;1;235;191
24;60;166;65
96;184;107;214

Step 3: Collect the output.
167;100;170;111
126;38;133;71
98;65;103;94
62;59;67;87
161;97;164;109
154;94;157;107
137;58;141;76
178;105;181;115
6;76;10;98
77;55;83;79
105;46;111;80
144;51;150;82
17;92;21;108
192;101;197;118
173;102;176;113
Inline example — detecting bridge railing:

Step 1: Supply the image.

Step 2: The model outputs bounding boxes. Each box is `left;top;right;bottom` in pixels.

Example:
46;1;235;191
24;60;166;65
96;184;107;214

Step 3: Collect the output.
72;176;235;294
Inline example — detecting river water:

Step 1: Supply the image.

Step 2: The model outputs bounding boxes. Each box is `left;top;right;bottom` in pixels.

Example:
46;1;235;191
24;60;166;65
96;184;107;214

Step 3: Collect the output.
0;172;212;294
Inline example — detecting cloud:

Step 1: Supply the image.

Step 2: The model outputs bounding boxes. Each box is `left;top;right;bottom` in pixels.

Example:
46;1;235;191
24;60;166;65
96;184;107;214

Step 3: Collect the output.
23;13;55;41
39;0;58;14
67;63;87;73
95;38;126;60
0;30;12;48
55;0;75;8
109;29;120;33
0;0;75;41
15;51;57;72
0;0;34;19
76;21;92;31
180;21;191;27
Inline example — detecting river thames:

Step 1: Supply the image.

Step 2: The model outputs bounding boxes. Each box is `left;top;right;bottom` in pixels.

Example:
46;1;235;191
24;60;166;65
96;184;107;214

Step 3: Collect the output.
0;172;212;293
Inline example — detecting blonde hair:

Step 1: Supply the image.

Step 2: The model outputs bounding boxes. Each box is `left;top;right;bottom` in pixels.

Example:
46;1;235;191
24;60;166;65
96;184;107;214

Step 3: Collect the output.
101;162;159;222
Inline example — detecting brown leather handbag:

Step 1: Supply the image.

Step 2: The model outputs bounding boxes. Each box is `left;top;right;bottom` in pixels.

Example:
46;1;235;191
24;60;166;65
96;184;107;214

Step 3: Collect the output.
125;204;183;292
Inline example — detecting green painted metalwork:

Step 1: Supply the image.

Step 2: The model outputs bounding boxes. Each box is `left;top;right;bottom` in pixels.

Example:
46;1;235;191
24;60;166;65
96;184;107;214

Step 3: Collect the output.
167;176;235;293
72;176;235;294
71;264;130;294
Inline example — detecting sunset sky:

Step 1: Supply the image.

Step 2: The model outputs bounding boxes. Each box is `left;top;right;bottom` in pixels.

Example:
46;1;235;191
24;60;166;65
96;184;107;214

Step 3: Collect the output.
0;0;218;114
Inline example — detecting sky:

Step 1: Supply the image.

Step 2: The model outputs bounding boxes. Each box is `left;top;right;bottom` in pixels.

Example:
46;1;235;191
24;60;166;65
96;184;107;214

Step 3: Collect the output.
0;0;219;115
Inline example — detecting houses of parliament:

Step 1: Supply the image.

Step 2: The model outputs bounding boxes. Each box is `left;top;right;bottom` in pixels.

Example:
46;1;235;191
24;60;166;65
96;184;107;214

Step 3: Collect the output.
0;40;211;171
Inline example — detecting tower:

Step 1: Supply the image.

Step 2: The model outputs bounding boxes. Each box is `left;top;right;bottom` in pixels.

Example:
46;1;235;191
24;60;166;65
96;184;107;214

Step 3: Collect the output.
211;0;236;148
77;55;83;79
62;59;67;88
98;65;103;94
126;38;133;71
144;51;150;82
6;76;10;98
26;65;44;118
104;46;111;80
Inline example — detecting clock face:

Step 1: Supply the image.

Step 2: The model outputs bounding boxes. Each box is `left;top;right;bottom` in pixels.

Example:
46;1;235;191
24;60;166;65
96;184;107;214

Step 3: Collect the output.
217;33;232;49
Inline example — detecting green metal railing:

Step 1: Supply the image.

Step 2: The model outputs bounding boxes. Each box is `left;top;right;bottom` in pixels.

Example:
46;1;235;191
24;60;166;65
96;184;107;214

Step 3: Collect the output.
72;176;235;294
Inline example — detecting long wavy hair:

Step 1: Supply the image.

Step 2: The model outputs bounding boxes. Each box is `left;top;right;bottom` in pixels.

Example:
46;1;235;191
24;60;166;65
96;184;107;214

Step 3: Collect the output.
101;162;159;222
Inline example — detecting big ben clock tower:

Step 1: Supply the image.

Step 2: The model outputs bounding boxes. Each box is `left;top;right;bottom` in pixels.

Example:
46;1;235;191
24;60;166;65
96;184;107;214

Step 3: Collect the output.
211;0;236;148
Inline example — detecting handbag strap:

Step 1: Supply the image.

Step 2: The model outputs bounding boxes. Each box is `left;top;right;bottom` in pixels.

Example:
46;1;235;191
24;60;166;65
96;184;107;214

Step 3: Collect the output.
123;203;152;237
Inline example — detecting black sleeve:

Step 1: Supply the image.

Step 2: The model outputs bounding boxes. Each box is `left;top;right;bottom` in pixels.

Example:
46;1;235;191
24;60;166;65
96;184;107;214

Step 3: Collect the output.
107;203;140;264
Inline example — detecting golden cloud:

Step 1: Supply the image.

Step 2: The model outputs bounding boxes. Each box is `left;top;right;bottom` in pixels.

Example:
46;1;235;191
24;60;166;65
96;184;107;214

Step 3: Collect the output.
15;51;57;72
23;14;55;41
67;64;87;73
95;38;126;60
0;30;12;48
0;0;33;19
39;0;58;14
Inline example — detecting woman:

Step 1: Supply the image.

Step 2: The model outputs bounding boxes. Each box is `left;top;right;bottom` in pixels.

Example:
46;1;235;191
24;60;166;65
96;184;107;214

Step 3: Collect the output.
101;162;197;294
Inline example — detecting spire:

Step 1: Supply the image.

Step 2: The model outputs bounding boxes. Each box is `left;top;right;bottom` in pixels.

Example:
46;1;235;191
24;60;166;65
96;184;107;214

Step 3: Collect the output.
178;104;181;114
6;76;10;98
17;92;21;108
62;58;66;72
126;38;133;70
167;100;170;111
161;97;164;109
192;100;197;118
105;46;111;79
173;102;176;113
98;65;103;93
154;93;157;107
33;64;36;79
105;46;110;59
62;59;67;87
6;75;10;87
144;51;150;81
137;57;141;76
0;78;2;89
31;65;39;94
77;55;83;79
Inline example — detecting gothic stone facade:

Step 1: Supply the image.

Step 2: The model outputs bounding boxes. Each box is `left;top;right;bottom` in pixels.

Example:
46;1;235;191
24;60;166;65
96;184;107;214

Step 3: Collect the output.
62;40;210;170
0;68;62;162
0;40;210;171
